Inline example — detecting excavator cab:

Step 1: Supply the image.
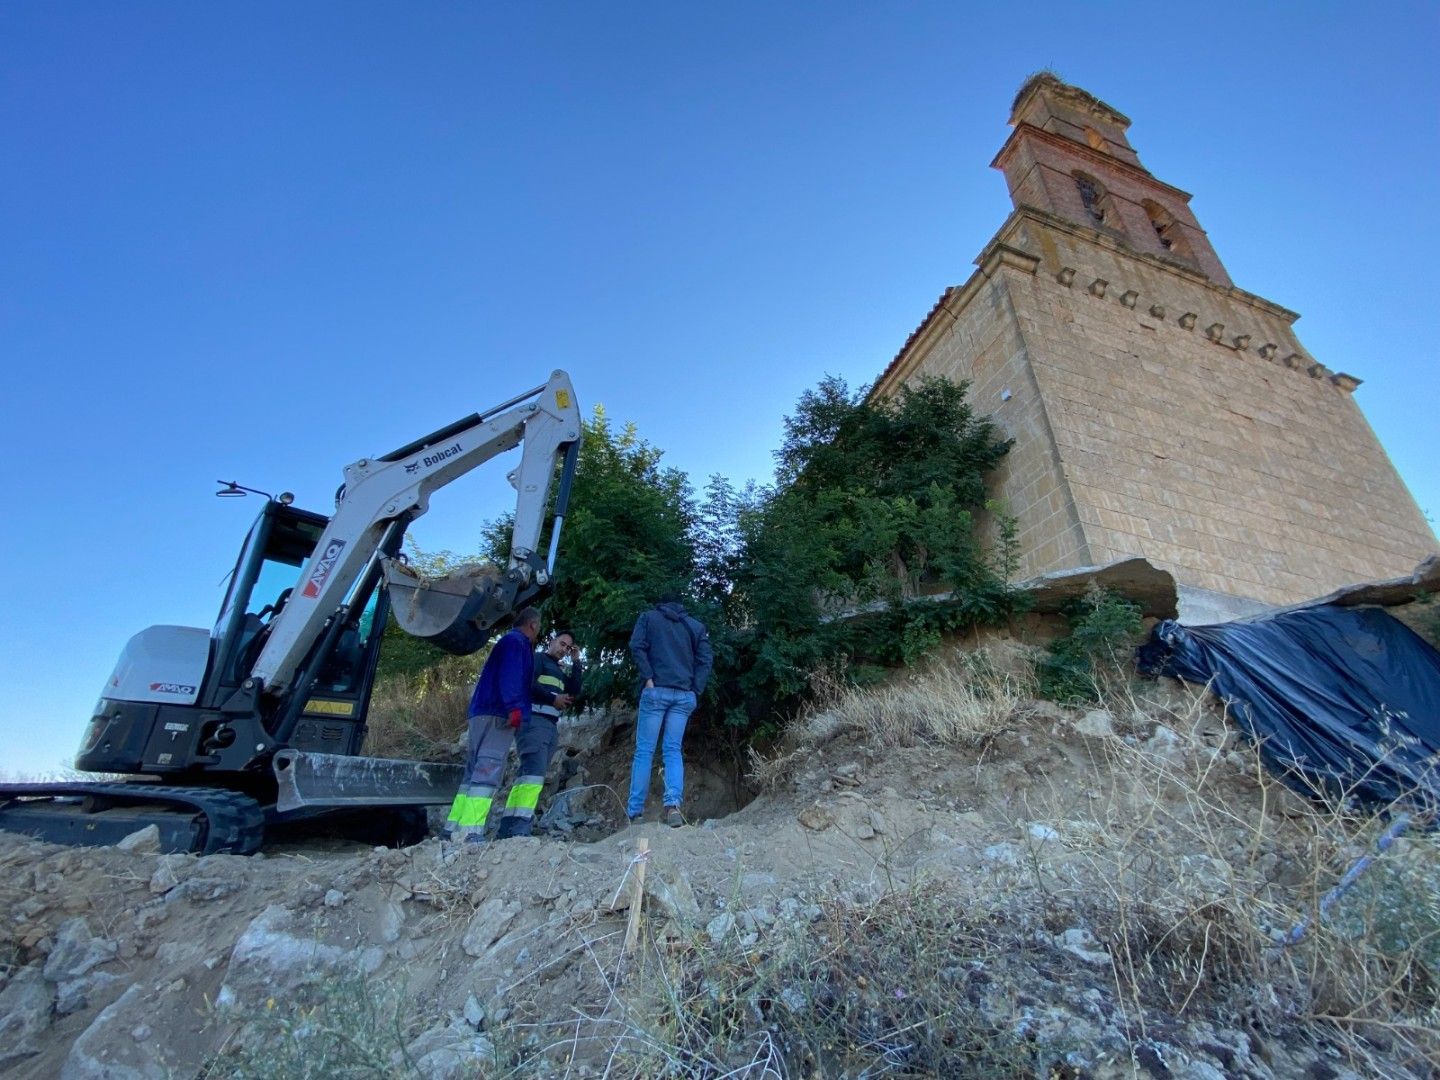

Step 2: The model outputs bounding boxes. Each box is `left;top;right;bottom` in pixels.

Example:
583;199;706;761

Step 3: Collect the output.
208;500;391;758
214;503;328;690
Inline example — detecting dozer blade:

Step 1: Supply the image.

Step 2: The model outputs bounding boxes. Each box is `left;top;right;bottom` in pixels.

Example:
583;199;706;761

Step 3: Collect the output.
273;750;464;814
383;559;510;655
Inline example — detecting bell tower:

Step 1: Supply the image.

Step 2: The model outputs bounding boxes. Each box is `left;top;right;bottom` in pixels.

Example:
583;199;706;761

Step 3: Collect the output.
993;73;1231;286
871;74;1437;620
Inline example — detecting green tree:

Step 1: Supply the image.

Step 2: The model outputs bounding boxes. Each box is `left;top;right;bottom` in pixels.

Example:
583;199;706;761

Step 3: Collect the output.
483;406;697;705
712;375;1023;734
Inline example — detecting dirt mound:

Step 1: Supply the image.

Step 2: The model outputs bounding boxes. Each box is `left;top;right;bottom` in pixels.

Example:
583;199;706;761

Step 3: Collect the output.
2;664;1436;1078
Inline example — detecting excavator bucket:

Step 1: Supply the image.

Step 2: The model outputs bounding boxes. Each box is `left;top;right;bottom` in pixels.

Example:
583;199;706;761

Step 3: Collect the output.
272;750;464;814
382;559;510;655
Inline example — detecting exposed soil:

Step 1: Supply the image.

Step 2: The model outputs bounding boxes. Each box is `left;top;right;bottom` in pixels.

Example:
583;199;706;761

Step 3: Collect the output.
1;670;1434;1078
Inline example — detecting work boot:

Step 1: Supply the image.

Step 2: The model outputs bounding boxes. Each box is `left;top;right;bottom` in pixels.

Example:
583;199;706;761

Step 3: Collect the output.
664;806;684;828
495;817;530;840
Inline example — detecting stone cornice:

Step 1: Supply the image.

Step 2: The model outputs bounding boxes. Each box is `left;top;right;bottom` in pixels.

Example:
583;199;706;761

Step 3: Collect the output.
991;123;1198;203
977;242;1042;278
992;206;1301;324
870;206;1318;403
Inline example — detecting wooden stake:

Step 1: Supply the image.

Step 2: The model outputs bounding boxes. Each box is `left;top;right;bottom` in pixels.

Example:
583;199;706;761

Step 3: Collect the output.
623;836;649;954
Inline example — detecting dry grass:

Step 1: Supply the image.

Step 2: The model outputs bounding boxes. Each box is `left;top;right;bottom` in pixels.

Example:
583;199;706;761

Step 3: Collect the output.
733;655;1438;1077
202;970;423;1079
1072;685;1440;1074
350;640;1435;1077
363;654;475;762
986;677;1440;1076
752;647;1035;788
625;884;1048;1078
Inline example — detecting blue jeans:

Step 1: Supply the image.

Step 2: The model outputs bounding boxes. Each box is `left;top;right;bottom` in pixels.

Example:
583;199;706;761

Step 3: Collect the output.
627;686;696;817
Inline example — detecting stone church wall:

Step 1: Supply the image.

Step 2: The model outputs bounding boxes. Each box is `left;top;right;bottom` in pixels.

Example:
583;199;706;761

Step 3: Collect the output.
885;208;1437;606
876;76;1437;611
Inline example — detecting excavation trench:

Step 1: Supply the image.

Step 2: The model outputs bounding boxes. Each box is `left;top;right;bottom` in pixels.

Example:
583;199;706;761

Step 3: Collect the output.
525;712;759;842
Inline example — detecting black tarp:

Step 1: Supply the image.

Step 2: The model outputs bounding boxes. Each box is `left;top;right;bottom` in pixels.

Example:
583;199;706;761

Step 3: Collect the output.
1136;605;1440;812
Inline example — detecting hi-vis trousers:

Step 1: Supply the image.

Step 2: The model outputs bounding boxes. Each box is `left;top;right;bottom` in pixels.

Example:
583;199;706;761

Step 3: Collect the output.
496;713;559;839
444;713;514;840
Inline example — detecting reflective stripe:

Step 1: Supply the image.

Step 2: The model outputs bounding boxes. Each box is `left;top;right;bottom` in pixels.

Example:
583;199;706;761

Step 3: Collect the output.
500;772;546;823
455;794;493;828
448;785;495;830
532;705;560;718
537;674;565;689
504;779;544;812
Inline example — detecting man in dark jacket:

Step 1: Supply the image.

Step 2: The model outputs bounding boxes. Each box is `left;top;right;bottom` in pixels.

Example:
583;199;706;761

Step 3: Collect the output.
627;592;713;827
443;606;540;842
496;629;584;839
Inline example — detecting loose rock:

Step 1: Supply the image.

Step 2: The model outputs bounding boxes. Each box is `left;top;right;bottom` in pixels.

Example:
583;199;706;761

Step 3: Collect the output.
461;897;520;957
797;803;834;831
646;864;701;924
115;826;162;854
43;919;118;983
706;913;735;944
1076;710;1116;738
0;965;55;1069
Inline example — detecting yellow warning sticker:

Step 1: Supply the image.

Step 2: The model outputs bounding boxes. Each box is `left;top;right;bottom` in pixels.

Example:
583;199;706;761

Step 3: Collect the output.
304;699;356;717
556;390;571;410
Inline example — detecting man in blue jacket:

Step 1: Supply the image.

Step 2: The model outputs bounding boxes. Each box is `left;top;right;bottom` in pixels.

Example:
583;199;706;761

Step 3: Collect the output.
627;591;713;827
444;606;541;842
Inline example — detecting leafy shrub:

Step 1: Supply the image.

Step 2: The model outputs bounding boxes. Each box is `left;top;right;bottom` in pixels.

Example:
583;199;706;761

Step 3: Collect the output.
1037;585;1143;703
482;407;698;708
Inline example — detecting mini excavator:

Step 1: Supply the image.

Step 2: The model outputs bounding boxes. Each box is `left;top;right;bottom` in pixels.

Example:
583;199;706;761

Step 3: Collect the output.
0;371;581;855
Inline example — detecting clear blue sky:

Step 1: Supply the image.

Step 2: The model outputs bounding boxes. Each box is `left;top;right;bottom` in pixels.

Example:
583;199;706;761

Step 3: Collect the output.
2;3;1436;776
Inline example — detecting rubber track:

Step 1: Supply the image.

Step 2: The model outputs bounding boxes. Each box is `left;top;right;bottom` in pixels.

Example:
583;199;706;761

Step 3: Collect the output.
0;782;266;856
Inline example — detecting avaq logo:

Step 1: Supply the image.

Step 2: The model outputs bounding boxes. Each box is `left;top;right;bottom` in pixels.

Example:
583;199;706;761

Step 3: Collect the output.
302;538;347;598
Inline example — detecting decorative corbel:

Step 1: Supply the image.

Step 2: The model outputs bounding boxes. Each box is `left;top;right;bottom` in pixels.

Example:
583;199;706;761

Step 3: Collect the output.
1148;303;1166;319
1088;278;1108;298
1307;362;1333;379
1178;312;1198;330
1233;334;1251;351
1257;343;1277;360
1120;290;1139;309
1282;353;1305;369
1205;322;1226;342
1056;267;1076;287
1331;372;1362;391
